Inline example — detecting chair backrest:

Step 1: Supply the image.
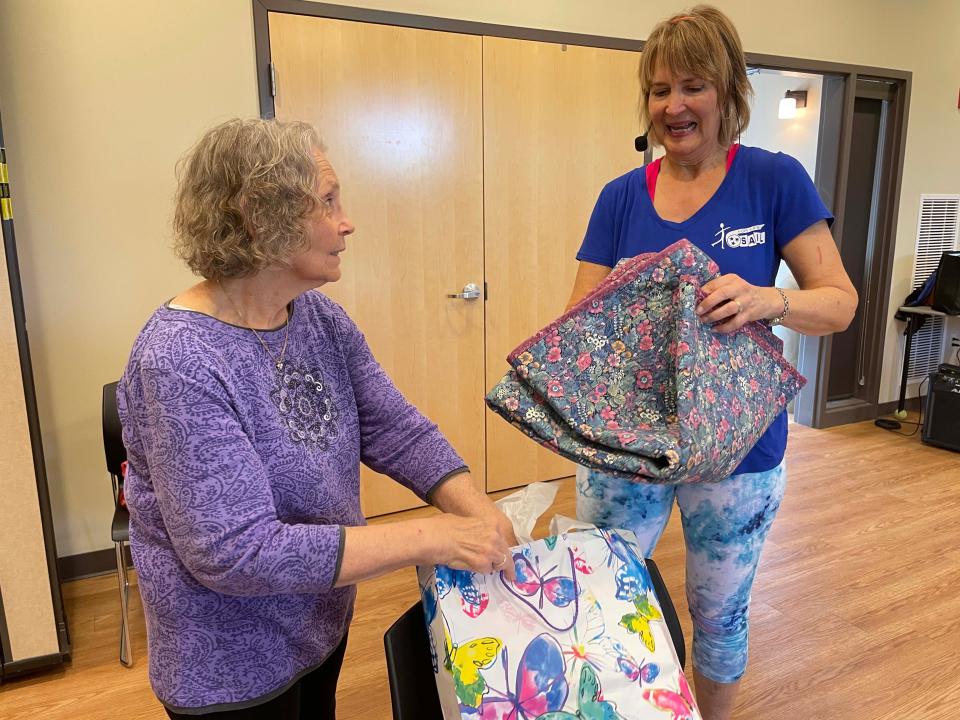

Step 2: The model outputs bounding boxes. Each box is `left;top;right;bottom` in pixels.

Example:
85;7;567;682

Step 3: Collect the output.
102;381;126;480
645;557;686;670
383;601;444;720
104;381;131;545
383;557;685;720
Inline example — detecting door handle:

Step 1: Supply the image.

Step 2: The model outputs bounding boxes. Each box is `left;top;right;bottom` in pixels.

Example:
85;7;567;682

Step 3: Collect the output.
446;282;482;300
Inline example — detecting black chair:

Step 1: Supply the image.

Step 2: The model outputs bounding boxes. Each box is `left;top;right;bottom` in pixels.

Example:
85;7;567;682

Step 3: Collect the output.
102;381;133;667
647;557;685;670
384;601;445;720
384;557;684;720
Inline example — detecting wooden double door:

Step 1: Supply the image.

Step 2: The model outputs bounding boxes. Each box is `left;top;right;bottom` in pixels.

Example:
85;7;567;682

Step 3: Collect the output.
269;13;639;516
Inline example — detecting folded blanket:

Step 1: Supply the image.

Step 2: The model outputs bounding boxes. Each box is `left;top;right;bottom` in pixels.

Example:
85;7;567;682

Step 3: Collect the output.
485;239;805;484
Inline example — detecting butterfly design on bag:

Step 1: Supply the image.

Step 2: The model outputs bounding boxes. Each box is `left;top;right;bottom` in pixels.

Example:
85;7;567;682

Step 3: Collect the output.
601;637;660;685
537;663;626;720
642;670;698;720
475;633;568;719
501;547;580;632
572;550;594;575
599;529;653;601
500;597;541;635
619;592;664;652
544;536;593;574
436;564;490;617
443;617;503;709
561;592;609;680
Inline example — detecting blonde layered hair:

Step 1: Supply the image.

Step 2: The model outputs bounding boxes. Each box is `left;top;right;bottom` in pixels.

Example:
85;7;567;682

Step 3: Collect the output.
638;5;752;148
173;118;325;280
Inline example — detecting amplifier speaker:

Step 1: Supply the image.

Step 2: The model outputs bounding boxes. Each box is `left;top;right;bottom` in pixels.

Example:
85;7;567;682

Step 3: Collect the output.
922;371;960;452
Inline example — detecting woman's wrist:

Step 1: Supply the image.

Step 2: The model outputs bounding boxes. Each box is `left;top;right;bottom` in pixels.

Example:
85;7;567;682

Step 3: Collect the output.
429;470;483;515
405;516;446;566
765;287;789;325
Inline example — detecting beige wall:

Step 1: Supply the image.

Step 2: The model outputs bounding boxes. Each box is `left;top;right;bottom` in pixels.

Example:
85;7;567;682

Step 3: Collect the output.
0;0;957;558
0;0;260;557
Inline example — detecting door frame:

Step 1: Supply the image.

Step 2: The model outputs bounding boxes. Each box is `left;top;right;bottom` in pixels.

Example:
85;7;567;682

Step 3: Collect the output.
778;67;911;427
251;2;912;430
823;80;899;415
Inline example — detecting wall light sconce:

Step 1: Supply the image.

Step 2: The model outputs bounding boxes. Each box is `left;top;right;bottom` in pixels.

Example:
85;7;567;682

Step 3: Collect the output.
778;90;808;119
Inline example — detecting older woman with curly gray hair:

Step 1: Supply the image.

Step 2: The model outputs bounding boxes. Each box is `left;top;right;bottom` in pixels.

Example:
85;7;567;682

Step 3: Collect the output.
118;118;517;719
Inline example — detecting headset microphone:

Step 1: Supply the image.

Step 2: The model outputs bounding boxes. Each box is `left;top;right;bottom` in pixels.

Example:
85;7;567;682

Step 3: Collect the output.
634;132;649;153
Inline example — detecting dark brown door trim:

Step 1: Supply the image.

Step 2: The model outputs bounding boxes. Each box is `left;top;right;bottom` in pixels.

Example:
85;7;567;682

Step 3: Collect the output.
795;73;911;428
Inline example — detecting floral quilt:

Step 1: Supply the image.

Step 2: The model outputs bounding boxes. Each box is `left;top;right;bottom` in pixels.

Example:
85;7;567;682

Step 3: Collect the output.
485;239;805;484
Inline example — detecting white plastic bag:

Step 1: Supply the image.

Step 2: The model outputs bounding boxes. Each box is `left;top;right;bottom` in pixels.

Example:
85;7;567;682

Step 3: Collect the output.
493;481;558;544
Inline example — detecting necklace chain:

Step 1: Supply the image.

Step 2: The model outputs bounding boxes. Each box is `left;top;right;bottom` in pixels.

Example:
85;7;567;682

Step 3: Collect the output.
218;281;290;372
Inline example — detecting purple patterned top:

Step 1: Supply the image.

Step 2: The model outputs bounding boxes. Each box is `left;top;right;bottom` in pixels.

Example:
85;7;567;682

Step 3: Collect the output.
117;290;465;713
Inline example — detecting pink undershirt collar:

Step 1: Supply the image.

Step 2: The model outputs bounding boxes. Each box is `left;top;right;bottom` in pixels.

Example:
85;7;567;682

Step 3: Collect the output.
646;144;740;202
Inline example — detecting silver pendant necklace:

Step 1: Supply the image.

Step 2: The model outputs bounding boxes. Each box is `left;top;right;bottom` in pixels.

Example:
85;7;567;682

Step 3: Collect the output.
218;281;290;374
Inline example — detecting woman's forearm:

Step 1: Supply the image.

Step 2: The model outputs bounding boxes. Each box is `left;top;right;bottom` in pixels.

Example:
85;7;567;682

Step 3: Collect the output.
429;471;491;516
430;472;520;548
335;472;496;587
566;261;614;312
775;220;859;335
761;285;858;336
334;518;438;587
334;506;517;587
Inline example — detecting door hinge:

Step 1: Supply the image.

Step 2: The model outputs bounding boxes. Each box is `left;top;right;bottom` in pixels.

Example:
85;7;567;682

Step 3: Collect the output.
269;62;277;99
483;281;488;300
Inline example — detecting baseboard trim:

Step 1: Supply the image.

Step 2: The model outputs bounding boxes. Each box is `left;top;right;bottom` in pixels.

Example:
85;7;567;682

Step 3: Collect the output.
806;395;924;429
58;546;131;582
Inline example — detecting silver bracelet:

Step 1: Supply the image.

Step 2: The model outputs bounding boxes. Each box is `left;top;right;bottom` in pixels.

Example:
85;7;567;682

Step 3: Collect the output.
767;288;789;327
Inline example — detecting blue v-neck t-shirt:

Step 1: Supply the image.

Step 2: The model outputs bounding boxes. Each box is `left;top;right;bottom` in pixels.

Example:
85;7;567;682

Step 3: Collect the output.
577;145;832;474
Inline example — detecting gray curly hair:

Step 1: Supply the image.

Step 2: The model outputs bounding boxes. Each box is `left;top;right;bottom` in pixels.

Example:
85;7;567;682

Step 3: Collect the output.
173;118;325;280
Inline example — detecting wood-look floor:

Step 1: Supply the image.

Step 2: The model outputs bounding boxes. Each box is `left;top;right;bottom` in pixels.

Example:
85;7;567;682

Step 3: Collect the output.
3;417;959;719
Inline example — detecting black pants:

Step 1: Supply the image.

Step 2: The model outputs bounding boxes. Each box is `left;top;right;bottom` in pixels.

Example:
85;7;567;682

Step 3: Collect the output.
165;635;348;720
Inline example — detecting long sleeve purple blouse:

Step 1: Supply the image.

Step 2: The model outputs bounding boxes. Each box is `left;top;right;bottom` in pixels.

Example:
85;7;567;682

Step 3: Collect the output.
118;290;465;713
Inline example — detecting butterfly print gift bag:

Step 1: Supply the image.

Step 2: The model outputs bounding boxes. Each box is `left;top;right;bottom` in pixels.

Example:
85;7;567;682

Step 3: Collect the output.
418;527;701;719
485;239;805;484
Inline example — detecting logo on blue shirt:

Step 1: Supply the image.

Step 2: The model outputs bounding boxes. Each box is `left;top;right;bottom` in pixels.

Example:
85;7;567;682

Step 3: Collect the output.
712;222;766;249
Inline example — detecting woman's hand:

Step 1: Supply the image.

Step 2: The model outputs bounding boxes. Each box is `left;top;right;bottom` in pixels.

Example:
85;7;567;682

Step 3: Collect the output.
696;273;782;333
336;510;517;587
431;513;518;581
697;222;858;336
489;506;520;548
428;472;520;579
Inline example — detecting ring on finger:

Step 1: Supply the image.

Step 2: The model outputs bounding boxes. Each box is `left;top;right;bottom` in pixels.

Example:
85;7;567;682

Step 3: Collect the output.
495;553;507;570
733;299;743;314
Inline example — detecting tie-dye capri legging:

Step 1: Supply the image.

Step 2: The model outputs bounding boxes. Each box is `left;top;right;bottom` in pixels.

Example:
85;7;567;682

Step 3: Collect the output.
575;461;786;684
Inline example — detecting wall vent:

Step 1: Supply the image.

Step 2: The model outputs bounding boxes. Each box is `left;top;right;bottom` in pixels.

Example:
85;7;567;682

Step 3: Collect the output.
907;194;960;381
